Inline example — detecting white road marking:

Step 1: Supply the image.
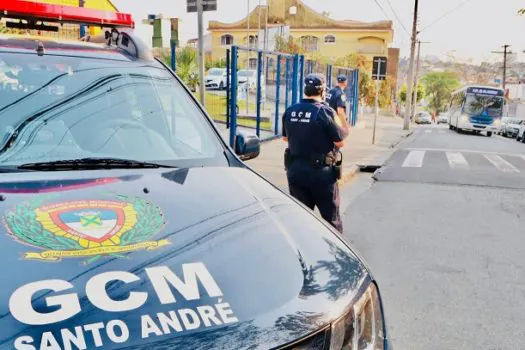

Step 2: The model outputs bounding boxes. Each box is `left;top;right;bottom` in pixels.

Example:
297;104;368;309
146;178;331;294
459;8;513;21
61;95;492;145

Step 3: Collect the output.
404;147;525;158
483;154;520;173
425;129;432;134
520;155;525;162
446;152;469;169
402;151;426;168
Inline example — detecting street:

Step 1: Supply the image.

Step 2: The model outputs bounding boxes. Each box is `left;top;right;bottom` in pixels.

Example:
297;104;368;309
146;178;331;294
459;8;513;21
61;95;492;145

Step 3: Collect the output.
343;124;525;350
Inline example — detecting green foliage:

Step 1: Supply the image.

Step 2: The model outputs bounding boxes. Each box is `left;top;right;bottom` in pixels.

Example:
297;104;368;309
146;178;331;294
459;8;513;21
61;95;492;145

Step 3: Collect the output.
334;53;370;70
205;57;227;70
421;71;461;113
174;47;199;91
274;35;304;54
379;77;394;108
399;83;425;103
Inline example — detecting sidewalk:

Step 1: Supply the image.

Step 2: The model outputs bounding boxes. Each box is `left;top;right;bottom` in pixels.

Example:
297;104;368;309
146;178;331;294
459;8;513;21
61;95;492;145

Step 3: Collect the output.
246;114;413;192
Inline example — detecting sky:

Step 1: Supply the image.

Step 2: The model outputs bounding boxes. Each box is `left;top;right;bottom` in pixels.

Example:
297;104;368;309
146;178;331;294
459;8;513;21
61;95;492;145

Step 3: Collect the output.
111;0;525;63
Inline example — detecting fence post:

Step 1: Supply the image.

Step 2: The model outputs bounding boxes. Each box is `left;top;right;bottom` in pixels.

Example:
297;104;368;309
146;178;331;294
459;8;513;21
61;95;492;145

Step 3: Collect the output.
226;48;231;128
299;55;305;99
291;54;299;104
256;51;263;137
275;54;282;136
285;57;290;109
229;46;238;148
353;69;359;126
171;42;176;71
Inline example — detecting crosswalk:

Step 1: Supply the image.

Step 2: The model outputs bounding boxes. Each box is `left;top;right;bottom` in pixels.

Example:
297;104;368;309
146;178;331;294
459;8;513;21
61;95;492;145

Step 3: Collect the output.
419;129;448;134
398;149;525;173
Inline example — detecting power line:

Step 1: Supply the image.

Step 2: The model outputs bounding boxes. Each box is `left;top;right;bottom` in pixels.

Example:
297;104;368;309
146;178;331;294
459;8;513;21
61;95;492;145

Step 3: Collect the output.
372;0;393;22
419;0;474;33
382;0;411;36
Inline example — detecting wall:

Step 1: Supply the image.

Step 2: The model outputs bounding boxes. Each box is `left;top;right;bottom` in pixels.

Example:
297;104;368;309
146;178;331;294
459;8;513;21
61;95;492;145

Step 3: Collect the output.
210;28;392;70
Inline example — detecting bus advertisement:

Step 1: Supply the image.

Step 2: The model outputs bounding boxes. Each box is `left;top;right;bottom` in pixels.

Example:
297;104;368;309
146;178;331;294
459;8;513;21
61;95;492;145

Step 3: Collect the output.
447;86;505;137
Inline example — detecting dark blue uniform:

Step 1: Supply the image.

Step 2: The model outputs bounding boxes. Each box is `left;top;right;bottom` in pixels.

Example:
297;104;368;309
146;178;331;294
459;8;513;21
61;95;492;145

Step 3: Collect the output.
326;86;347;115
282;98;346;233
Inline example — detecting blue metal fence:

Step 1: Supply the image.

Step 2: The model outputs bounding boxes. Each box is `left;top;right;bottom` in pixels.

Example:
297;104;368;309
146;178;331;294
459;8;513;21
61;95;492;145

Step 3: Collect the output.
167;44;360;148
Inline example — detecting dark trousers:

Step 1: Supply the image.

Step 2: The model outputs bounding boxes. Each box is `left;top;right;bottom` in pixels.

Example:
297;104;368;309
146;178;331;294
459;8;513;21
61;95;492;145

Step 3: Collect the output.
286;162;343;233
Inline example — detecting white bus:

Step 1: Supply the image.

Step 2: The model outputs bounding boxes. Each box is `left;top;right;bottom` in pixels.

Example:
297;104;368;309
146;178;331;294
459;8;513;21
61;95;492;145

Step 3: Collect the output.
447;86;505;137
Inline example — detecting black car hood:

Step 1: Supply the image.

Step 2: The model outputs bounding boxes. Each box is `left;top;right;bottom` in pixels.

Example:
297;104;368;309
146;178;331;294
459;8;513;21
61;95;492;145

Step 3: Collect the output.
0;167;368;349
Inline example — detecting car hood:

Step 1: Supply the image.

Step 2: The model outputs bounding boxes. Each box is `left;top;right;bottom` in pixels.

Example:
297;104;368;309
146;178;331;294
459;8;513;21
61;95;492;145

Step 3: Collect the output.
0;167;368;349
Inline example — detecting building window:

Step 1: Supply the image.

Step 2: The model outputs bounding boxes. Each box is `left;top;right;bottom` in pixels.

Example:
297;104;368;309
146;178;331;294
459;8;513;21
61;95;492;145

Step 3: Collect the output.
324;35;336;44
298;36;320;52
221;34;234;46
358;36;384;54
245;35;258;48
249;58;258;70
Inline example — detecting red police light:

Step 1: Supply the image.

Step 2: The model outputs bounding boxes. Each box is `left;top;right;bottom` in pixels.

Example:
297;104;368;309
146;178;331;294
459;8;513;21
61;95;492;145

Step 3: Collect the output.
0;0;135;28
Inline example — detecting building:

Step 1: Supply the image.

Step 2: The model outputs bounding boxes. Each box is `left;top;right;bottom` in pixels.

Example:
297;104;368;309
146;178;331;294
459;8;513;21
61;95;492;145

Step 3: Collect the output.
207;0;395;72
0;0;119;39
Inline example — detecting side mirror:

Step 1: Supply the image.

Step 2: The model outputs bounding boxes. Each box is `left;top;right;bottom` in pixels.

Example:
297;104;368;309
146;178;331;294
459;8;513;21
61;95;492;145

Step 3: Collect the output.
235;132;260;161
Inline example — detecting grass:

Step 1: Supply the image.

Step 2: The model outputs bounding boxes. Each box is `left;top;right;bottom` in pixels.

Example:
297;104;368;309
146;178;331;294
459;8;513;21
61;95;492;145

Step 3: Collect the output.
200;92;273;130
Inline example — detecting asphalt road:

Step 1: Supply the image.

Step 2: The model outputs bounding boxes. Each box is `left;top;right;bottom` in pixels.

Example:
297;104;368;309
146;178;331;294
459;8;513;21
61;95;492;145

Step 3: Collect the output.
343;123;525;350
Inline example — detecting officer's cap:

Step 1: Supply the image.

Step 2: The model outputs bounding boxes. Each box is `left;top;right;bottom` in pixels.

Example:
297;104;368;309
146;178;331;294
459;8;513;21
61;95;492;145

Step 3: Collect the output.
304;73;326;88
337;75;348;83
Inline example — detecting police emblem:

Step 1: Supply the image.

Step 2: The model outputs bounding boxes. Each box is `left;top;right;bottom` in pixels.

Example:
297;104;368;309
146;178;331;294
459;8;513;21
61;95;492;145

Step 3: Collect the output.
3;195;168;264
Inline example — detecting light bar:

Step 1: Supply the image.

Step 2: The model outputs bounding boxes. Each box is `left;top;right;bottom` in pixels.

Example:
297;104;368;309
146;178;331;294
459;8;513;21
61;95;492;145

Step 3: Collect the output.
0;0;135;28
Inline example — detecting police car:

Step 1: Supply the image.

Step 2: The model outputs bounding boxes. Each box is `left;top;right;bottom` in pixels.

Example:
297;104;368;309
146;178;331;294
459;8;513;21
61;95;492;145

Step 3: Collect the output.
0;1;391;349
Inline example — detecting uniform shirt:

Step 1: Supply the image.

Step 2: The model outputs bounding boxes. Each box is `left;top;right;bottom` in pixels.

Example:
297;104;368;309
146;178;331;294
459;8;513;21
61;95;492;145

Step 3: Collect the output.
326;86;347;114
282;98;346;159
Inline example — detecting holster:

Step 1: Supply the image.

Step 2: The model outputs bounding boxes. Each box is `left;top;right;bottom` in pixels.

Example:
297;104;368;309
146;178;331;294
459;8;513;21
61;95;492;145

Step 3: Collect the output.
332;151;343;180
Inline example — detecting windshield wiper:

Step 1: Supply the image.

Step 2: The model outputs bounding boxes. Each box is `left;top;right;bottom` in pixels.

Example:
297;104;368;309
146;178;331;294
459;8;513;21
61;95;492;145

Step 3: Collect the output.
18;158;176;171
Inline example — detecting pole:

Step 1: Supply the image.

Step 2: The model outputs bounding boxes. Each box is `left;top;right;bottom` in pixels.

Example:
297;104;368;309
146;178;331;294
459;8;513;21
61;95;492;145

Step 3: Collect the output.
404;0;419;130
503;45;509;92
245;0;251;115
492;45;513;91
197;0;206;106
230;46;239;148
373;79;379;144
79;0;86;38
412;40;422;117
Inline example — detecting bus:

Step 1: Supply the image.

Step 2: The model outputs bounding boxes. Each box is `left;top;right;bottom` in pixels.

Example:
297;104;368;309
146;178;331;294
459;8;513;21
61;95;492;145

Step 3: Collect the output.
447;85;505;137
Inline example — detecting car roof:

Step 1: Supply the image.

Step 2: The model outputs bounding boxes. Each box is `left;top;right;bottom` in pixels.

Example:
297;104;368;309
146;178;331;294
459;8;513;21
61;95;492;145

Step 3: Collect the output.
0;34;143;62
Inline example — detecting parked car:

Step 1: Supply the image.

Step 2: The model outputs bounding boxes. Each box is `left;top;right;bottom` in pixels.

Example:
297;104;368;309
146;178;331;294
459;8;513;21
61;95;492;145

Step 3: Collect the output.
414;112;432;124
499;117;522;138
0;7;392;350
237;69;265;91
516;122;525;142
437;113;449;124
205;67;228;90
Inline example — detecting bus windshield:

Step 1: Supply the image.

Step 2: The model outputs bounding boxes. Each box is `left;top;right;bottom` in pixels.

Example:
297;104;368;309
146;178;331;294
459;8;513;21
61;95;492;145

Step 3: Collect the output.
463;94;503;117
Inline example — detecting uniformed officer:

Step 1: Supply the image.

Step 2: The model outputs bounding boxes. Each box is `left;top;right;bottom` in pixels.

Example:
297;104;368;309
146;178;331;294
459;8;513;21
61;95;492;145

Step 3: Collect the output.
282;73;350;233
326;75;349;125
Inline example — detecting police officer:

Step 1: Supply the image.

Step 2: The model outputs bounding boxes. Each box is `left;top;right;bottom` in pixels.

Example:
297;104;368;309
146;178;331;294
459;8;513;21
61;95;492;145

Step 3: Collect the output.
282;73;350;233
326;75;349;124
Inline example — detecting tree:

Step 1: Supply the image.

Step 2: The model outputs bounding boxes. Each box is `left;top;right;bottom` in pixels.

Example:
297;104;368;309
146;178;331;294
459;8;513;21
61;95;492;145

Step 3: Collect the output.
274;35;304;55
421;71;461;113
172;47;199;91
334;53;369;70
379;77;395;108
399;83;424;103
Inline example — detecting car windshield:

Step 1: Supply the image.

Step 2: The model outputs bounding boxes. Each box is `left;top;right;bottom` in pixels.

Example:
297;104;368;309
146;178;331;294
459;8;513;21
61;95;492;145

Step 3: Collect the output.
508;118;521;125
0;53;228;168
207;68;224;76
238;70;255;77
463;94;503;117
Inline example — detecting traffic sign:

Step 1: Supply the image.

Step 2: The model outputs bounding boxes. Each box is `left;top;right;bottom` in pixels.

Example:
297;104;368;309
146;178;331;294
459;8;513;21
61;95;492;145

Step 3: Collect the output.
187;0;217;12
372;56;387;81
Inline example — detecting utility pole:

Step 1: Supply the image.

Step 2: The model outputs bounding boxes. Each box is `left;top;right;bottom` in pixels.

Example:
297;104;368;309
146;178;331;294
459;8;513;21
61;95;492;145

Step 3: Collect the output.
404;0;420;130
197;0;206;105
492;44;512;91
412;40;430;117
